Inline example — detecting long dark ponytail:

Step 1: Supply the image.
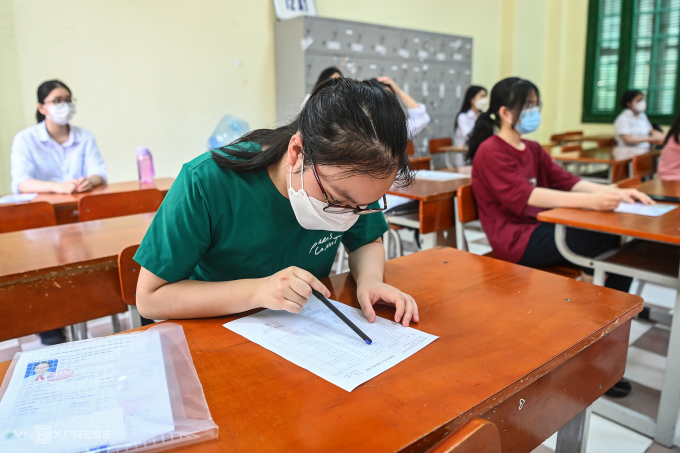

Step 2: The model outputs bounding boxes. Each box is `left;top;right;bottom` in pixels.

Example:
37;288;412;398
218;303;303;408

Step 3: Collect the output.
466;77;539;163
211;78;414;187
36;80;71;123
454;85;486;133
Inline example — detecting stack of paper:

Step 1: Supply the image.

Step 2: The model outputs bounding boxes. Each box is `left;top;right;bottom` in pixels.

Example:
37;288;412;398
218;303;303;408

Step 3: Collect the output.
414;170;468;181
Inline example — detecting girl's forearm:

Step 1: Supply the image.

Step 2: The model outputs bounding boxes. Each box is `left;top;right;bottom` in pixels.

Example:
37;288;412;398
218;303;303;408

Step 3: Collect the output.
348;239;385;285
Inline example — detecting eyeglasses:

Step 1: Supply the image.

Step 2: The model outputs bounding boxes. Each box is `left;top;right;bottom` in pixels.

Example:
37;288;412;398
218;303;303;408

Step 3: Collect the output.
43;98;76;105
307;155;388;215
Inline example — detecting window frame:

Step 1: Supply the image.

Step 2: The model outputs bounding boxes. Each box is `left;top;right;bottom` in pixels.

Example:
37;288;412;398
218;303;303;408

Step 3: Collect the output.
583;0;680;125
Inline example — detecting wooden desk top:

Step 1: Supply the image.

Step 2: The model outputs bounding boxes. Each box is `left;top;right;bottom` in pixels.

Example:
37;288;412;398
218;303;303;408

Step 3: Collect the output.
640;178;680;198
388;176;471;202
2;178;174;208
0;248;641;452
537;206;680;245
0;213;153;279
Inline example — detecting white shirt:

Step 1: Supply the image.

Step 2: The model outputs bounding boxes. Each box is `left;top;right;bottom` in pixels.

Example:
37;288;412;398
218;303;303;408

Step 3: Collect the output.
614;108;652;149
454;110;480;147
10;121;107;193
407;103;431;137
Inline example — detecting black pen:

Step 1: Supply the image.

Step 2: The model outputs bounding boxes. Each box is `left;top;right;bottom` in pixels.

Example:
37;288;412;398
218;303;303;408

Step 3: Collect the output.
311;289;373;345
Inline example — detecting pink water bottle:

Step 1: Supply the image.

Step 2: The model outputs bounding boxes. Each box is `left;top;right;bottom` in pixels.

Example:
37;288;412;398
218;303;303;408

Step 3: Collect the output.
137;147;155;184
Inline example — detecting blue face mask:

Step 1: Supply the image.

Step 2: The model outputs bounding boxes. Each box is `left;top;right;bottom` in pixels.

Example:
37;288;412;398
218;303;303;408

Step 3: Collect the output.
514;107;541;135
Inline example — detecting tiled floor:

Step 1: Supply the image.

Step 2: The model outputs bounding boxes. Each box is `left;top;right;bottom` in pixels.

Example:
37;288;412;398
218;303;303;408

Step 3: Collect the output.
1;229;678;452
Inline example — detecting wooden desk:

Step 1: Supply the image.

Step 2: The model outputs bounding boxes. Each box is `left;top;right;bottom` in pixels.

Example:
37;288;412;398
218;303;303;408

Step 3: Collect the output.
640;178;680;198
538;203;680;446
0;178;174;224
0;247;642;452
0;213;154;341
387;176;471;248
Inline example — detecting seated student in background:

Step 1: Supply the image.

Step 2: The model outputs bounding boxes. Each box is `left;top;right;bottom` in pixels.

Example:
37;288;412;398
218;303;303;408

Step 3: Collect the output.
453;85;487;170
659;111;680;181
300;67;343;107
377;77;430;137
134;78;419;327
467;77;653;397
10;80;107;195
613;90;665;158
468;77;652;292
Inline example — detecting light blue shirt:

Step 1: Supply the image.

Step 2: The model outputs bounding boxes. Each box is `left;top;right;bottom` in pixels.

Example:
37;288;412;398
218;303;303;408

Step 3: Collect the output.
10;121;107;193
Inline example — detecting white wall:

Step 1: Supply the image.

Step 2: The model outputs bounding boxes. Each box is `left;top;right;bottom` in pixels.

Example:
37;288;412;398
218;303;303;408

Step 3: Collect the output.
0;0;504;193
0;0;618;193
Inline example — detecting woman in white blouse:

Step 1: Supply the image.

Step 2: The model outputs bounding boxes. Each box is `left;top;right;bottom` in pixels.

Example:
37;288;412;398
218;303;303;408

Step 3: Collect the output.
377;76;431;137
10;80;107;194
613;90;665;157
453;85;487;169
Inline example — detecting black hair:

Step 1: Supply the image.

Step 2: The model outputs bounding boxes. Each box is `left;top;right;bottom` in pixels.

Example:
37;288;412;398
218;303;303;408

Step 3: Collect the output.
664;112;680;146
454;85;487;133
211;78;413;187
314;67;342;88
36;80;71;123
621;90;643;110
466;77;540;163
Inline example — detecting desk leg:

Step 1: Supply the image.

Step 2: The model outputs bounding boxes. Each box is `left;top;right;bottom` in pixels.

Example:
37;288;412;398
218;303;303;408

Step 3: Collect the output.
655;272;680;447
555;406;591;453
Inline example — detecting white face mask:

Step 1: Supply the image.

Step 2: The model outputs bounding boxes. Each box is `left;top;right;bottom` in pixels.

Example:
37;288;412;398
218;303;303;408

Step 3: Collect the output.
473;97;488;111
634;100;647;113
46;102;76;125
288;154;360;232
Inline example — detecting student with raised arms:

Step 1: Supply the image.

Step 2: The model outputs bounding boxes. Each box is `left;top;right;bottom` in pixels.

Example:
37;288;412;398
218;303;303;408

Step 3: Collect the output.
467;77;654;397
11;80;107;195
135;79;419;326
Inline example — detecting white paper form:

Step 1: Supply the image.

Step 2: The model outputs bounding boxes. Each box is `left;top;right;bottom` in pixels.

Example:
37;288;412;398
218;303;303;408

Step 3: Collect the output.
224;296;438;391
0;193;38;204
614;202;677;217
414;170;468;181
0;332;174;453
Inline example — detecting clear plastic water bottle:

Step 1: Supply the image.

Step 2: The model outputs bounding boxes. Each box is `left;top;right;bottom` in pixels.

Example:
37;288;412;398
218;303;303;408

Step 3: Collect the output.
137;147;155;184
208;115;250;149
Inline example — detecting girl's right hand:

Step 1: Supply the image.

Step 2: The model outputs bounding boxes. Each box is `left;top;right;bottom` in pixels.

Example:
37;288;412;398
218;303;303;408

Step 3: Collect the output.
588;188;654;211
53;181;78;194
255;267;331;314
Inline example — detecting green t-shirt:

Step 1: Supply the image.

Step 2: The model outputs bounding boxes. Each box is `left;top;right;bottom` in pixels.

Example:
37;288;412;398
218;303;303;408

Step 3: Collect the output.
134;142;388;283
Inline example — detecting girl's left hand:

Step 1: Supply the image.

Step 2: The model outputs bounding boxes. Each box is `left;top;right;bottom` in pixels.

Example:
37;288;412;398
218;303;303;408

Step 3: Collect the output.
356;278;419;327
75;177;93;193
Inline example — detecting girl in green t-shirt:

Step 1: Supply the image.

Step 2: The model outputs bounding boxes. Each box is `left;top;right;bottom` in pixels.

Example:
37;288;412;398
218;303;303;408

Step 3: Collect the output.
135;78;419;327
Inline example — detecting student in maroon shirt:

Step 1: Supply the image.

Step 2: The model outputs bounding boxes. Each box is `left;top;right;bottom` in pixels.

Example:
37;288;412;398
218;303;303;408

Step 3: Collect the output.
467;77;654;397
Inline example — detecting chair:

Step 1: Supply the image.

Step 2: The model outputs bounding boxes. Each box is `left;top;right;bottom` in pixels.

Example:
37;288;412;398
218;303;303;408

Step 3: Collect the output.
406;140;415;156
632;152;658;181
429;137;454;168
559;144;583;157
455;184;581;279
615;176;641;189
426;419;501;453
553;155;631;184
409;156;432;171
0;201;56;233
550;131;584;145
118;244;145;329
78;189;164;222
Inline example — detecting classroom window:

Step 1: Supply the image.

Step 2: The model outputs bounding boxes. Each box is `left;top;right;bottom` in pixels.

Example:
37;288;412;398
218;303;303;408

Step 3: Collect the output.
583;0;680;124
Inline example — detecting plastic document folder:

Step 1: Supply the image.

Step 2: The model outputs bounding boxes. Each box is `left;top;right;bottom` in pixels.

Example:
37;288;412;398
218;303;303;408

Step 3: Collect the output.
0;323;217;453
